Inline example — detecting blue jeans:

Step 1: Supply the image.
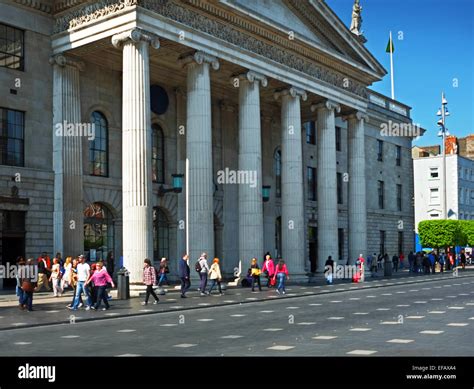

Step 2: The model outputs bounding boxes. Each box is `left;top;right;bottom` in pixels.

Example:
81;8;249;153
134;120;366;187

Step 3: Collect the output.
199;272;208;292
208;279;222;294
21;291;33;310
158;273;168;286
276;273;286;292
94;285;110;309
72;281;92;309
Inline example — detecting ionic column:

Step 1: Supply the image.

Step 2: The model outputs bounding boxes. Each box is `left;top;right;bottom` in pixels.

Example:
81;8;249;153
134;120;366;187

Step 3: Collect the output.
345;111;368;263
112;28;160;283
235;71;267;263
175;87;187;261
50;54;85;257
179;51;219;266
274;87;307;279
312;100;341;271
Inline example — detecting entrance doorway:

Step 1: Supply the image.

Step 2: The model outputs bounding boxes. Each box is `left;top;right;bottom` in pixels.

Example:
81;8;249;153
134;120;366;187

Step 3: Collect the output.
2;237;25;288
308;226;317;273
1;211;26;289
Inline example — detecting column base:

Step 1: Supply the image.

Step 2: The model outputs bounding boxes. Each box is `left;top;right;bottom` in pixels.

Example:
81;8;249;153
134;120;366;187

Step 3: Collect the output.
287;273;310;283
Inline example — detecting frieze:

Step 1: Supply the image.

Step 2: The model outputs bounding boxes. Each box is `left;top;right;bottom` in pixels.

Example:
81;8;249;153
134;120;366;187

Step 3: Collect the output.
53;0;368;98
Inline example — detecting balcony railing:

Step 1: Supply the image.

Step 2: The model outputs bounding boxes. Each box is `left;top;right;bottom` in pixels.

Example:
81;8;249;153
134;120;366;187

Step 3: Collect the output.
367;90;411;118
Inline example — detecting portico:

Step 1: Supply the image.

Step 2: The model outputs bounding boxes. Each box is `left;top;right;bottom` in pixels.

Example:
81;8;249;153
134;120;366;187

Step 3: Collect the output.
45;0;413;284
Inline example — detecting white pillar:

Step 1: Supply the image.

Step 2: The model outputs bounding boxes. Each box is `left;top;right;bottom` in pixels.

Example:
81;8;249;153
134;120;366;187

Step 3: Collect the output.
312;100;341;272
221;102;239;275
236;71;267;264
50;54;84;257
179;51;219;267
346;111;368;263
112;28;160;283
175;87;187;262
274;87;307;279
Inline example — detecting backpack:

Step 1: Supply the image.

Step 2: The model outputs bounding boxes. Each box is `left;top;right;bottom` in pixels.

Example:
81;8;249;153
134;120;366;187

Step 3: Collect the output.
195;260;202;273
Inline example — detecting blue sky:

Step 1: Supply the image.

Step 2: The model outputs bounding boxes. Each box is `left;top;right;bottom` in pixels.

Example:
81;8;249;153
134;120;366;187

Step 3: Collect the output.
327;0;474;146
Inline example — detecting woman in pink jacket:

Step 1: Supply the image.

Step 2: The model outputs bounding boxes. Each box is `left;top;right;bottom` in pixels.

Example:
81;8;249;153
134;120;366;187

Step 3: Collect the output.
85;261;114;311
261;253;275;288
273;259;289;295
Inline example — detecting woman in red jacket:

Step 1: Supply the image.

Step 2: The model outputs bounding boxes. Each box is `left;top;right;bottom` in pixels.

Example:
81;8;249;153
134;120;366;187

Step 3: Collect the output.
273;259;289;295
261;253;275;288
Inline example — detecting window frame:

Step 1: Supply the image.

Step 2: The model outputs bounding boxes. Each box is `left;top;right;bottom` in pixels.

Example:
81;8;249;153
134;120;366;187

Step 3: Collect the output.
0;23;25;71
0;107;25;167
89;111;109;177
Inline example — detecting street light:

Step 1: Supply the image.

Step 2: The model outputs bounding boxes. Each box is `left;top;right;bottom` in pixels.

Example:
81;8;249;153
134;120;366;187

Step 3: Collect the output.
158;174;184;196
436;92;451;220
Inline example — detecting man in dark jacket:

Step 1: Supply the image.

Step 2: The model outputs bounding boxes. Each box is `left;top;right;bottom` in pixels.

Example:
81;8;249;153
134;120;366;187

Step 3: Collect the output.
178;254;191;298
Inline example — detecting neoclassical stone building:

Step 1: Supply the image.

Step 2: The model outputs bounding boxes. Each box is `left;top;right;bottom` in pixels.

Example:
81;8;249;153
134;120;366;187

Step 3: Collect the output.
0;0;416;285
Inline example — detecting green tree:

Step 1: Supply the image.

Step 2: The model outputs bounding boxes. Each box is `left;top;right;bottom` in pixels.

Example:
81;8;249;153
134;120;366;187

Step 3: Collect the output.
459;220;474;246
418;220;465;249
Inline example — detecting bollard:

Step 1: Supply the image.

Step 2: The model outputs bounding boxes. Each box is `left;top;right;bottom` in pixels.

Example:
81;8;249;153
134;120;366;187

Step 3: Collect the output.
117;267;130;300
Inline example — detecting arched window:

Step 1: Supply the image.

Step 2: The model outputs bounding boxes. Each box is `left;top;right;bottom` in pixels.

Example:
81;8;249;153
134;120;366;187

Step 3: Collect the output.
84;202;114;262
89;111;108;177
275;216;282;258
153;207;169;260
274;148;281;198
152;124;165;183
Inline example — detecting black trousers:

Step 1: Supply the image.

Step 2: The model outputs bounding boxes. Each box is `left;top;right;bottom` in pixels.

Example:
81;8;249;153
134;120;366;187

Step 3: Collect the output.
145;284;159;303
180;277;191;296
94;285;110;309
251;276;262;291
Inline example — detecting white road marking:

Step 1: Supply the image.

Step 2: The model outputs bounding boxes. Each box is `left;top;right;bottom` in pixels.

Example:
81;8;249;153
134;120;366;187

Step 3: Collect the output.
414;301;427;304
396;304;410;307
381;321;399;325
420;330;444;335
160;324;178;327
198;303;211;306
223;300;235;303
353;312;369;315
139;309;152;312
286;307;300;309
297;322;316;325
465;303;474;306
260;310;274;313
116;354;141;357
349;298;360;301
347;350;377;355
428;311;446;314
431;298;443;301
173;344;197;348
376;308;390;311
366;296;376;298
267;345;295;351
309;303;322;306
169;306;184;309
330;301;343;303
447;323;469;327
263;328;283;332
406;316;425;319
117;329;136;333
313;336;337;340
11;323;27;326
396;291;406;294
328;317;344;320
381;293;392;296
46;310;60;313
14;342;32;345
448;307;464;310
350;328;371;332
387;339;414;344
221;335;243;339
197;319;214;322
61;335;80;338
230;314;246;317
105;313;119;316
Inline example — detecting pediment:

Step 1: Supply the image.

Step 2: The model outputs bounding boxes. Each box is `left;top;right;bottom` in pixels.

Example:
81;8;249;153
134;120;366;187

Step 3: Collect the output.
221;0;387;82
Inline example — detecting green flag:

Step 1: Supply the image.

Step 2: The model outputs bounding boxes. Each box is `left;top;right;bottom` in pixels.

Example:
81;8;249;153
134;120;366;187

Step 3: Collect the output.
386;36;395;53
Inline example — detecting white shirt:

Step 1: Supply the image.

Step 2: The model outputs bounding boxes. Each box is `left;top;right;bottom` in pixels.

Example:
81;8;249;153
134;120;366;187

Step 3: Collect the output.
77;263;90;282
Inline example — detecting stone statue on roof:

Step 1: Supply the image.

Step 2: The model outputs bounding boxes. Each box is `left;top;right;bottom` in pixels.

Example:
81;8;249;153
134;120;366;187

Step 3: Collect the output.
350;0;363;36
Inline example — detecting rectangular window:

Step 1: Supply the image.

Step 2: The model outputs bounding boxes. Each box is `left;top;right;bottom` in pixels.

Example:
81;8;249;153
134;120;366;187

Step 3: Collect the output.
304;121;316;145
378;180;384;209
396;145;401;166
338;228;344;261
398;231;403;255
0;23;25;71
337;172;343;204
379;230;386;256
336;126;341;151
397;184;402;211
430;167;439;178
429;188;440;205
377;140;383;161
307;167;317;201
0;107;24;167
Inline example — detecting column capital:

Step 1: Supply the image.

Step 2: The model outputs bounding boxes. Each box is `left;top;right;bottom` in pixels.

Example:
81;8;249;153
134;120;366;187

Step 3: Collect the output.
49;54;85;71
342;111;369;122
111;28;160;50
220;101;236;112
174;86;187;98
274;86;307;101
231;70;268;87
311;99;341;113
178;51;220;71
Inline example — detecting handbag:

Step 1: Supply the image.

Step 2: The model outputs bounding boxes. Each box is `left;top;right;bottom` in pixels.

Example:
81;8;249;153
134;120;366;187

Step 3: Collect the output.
21;280;34;293
270;277;276;286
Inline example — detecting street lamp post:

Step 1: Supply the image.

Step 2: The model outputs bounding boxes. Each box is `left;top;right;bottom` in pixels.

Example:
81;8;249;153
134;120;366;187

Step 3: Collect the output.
437;92;450;220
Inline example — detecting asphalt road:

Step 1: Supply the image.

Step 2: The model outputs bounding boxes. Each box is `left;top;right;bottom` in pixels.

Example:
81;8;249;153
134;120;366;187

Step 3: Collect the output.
1;275;473;356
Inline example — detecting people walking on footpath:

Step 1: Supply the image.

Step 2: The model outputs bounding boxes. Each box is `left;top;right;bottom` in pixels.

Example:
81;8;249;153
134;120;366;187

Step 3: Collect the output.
157;257;170;287
86;261;115;310
408;251;415;272
460;250;466;270
34;252;51;292
392;254;399;272
428;251;436;274
273;259;289;295
15;257;25;307
141;258;159;305
439;253;445;273
422;252;431;274
106;251;115;279
196;253;209;296
60;256;73;291
250;258;262;292
415;252;422;274
377;253;383;270
207;258;223;295
261;253;275;288
324;256;334;284
49;257;63;297
179;254;191;298
69;255;92;311
20;258;36;312
370;253;378;276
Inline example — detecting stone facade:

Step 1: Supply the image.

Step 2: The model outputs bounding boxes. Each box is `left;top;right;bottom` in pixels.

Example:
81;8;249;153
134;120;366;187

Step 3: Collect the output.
0;0;416;286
